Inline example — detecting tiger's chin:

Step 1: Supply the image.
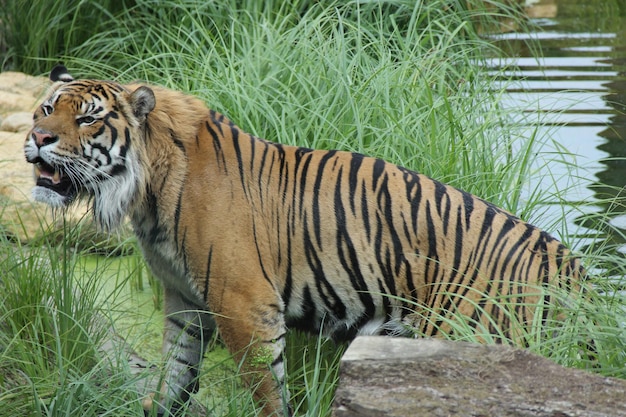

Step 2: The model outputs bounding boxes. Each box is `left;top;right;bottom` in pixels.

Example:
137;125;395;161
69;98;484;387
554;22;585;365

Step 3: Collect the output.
31;186;74;207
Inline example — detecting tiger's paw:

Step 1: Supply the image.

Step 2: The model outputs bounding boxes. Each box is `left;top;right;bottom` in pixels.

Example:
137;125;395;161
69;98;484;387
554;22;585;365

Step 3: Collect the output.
142;393;186;417
142;393;165;417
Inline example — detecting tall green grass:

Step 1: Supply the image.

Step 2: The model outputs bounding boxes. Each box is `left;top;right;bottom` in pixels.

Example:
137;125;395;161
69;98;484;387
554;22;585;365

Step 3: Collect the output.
1;0;625;416
0;0;131;73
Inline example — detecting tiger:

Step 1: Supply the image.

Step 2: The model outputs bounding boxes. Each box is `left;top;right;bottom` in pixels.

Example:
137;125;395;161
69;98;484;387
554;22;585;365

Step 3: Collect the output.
24;65;585;416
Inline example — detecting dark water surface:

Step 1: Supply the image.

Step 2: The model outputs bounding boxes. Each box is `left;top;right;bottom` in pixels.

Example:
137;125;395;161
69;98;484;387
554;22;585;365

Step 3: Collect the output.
486;0;626;267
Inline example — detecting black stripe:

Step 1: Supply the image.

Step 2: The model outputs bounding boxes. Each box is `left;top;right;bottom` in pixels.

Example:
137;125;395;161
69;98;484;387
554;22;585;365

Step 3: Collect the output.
452;205;465;275
257;142;270;205
271;355;284;368
169;128;186;155
103;120;118;147
311;150;337;246
281;221;294;309
348;153;364;215
434;181;451;235
284;285;318;333
231;126;248;198
252;221;273;286
180;229;189;277
203;247;213;302
486;215;516;267
406;171;422;236
172;355;199;381
499;226;533;279
145;190;168;244
205;121;228;172
249;135;257;173
462;191;474;229
360;180;371;242
424;200;440;284
273;144;288;205
88;142;111;166
294;148;314;220
174;186;184;251
378;278;392;318
168;316;203;340
166;314;216;346
371;158;385;190
373;212;393;293
120;126;131;157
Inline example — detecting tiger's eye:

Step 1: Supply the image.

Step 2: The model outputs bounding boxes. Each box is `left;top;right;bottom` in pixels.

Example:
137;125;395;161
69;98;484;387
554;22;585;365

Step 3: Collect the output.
78;116;96;125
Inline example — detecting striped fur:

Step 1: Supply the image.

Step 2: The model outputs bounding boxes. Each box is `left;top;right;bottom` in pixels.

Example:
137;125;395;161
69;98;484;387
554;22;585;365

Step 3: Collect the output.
25;66;585;416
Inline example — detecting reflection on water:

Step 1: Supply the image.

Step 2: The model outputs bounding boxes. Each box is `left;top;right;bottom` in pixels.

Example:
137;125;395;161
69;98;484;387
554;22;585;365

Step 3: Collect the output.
486;0;626;271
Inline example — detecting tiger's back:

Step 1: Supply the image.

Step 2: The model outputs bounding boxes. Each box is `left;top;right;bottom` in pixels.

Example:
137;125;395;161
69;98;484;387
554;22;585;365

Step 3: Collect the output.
25;67;585;416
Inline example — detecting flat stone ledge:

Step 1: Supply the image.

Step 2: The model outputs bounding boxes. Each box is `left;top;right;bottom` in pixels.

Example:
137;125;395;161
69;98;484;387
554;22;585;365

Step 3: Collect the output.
332;336;626;417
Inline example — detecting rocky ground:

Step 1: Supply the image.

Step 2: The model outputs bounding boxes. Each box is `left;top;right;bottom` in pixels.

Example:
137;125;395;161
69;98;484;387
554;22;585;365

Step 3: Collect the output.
0;71;53;240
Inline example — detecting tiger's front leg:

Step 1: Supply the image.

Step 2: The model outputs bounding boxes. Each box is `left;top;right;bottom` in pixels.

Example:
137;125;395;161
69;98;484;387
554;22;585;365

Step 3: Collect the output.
143;287;216;416
211;278;292;417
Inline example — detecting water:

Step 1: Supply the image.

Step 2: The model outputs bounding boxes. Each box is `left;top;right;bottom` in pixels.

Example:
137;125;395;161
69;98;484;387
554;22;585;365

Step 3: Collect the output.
485;0;626;267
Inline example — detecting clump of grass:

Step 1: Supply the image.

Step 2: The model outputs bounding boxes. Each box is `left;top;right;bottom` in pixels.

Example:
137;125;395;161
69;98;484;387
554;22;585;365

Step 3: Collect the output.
0;221;144;416
39;217;137;257
284;331;346;417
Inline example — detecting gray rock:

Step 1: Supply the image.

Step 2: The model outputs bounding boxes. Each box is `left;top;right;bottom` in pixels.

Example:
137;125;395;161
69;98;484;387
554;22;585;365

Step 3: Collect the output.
0;112;33;132
333;336;626;417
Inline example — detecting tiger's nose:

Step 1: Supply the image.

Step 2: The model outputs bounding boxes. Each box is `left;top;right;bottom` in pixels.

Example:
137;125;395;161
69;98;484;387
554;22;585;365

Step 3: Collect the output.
32;130;58;147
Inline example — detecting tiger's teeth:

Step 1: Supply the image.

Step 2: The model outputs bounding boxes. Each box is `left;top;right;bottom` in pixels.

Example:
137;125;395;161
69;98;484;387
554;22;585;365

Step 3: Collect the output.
52;169;61;184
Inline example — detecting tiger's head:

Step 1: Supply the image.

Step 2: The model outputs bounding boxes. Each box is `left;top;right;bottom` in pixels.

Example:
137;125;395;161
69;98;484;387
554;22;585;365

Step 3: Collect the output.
25;65;156;229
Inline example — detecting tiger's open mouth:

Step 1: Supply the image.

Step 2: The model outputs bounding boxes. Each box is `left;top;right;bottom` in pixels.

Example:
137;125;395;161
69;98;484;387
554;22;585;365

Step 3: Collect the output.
31;157;76;200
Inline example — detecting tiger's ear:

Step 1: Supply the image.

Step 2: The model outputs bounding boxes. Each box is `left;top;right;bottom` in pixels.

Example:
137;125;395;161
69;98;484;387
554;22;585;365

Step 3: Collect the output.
50;65;74;82
130;86;156;122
